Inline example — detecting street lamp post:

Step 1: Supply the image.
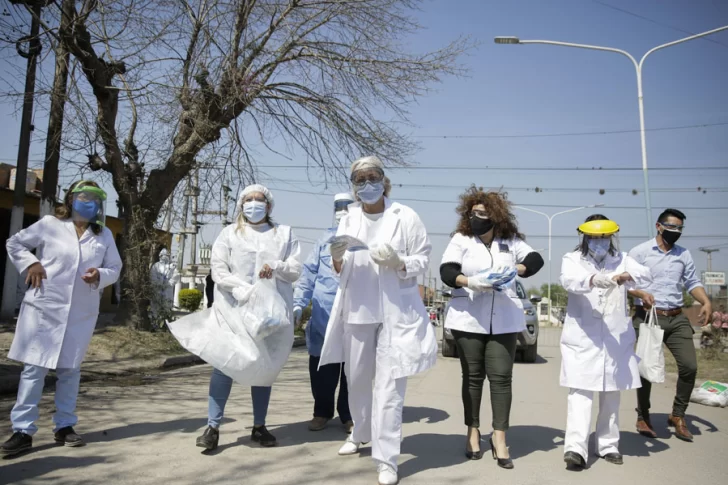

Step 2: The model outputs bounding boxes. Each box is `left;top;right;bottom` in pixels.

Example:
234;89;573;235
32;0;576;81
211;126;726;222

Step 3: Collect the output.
496;25;728;237
514;204;604;325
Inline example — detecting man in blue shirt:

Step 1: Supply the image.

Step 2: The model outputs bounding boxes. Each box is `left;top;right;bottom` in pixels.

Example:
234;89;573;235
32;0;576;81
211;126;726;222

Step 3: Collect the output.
628;208;712;442
293;193;354;432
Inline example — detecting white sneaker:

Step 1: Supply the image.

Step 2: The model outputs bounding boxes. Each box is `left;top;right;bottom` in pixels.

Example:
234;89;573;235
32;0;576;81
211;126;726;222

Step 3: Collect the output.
377;464;399;485
338;436;361;455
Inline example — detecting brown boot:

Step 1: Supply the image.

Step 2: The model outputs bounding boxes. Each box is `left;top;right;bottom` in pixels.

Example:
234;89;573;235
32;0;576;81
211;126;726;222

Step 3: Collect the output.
636;415;657;439
667;415;693;442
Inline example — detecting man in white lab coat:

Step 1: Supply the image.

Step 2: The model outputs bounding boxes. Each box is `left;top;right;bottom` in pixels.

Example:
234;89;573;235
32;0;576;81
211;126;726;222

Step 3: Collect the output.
319;156;437;485
559;215;652;469
1;181;122;456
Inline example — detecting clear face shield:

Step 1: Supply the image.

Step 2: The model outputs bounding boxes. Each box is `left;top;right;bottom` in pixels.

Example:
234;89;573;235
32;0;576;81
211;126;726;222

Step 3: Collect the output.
71;185;107;227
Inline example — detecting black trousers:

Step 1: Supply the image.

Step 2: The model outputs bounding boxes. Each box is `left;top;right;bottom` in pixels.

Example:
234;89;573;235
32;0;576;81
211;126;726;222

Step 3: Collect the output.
309;356;351;422
452;330;518;431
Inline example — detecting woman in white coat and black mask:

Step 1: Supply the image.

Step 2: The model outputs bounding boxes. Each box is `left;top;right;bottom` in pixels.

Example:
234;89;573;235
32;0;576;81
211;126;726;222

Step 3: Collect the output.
1;180;122;456
319;156;436;485
560;215;652;470
439;187;544;469
169;184;301;451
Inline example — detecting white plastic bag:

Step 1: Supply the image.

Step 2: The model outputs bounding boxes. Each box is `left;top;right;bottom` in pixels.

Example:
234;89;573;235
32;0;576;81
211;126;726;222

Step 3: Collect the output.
636;307;665;383
240;278;291;341
690;381;728;407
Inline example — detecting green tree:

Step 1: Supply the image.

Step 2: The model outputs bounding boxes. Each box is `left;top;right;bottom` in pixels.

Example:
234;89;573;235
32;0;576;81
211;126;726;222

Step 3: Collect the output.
540;283;568;307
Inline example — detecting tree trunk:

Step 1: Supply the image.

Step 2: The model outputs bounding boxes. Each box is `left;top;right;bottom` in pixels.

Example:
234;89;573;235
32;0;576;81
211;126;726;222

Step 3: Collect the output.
116;204;158;330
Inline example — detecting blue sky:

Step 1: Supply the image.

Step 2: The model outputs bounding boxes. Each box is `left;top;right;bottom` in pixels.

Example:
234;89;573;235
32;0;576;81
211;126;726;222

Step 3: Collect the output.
1;0;727;294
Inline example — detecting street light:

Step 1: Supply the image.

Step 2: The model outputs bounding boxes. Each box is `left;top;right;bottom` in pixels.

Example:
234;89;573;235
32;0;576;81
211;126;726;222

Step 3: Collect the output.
514;204;604;325
495;25;728;237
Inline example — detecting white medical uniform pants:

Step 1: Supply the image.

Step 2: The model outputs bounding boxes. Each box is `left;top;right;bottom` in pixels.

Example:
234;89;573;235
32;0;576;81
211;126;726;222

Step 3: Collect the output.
344;323;407;471
565;388;620;460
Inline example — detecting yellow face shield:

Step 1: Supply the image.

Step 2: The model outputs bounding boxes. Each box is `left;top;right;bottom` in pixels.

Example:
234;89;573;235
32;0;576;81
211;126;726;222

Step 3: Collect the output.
578;219;619;237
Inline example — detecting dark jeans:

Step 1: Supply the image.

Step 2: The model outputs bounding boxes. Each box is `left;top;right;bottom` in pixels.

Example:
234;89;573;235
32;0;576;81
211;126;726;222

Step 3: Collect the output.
452;330;518;431
309;356;351;423
634;309;697;418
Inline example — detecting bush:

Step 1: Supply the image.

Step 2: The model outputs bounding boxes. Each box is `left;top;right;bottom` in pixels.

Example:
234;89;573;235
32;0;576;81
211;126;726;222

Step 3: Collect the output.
179;289;203;312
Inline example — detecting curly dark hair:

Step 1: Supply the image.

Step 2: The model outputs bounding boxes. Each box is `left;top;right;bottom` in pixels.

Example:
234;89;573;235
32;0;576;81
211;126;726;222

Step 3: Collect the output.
454;185;524;240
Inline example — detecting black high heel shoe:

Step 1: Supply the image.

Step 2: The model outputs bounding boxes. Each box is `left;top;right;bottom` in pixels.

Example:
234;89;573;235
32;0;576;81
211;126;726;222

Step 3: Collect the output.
465;428;482;460
489;437;514;469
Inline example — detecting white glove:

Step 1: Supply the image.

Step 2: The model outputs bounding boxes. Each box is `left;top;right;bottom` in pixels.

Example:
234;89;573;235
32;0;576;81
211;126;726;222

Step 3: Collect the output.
330;240;347;263
466;273;493;292
293;306;303;325
232;285;254;304
370;243;403;269
592;273;618;289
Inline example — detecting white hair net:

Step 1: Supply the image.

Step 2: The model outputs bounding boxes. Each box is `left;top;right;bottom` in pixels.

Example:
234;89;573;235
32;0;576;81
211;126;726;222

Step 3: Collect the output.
350;155;384;175
237;184;275;213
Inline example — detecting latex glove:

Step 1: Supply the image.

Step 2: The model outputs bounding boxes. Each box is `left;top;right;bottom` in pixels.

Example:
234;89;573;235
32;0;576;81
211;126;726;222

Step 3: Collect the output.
370;243;403;269
466;273;494;292
232;285;254;304
592;273;618;289
330;240;347;263
491;266;517;288
293;306;303;325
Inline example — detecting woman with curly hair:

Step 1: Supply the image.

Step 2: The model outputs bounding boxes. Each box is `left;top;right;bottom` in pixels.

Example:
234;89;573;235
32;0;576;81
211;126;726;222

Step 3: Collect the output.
439;186;544;469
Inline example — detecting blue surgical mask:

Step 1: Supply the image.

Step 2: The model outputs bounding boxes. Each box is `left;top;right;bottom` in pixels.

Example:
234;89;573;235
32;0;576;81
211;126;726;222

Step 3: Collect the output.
588;238;611;261
243;200;268;223
357;181;384;205
73;199;99;220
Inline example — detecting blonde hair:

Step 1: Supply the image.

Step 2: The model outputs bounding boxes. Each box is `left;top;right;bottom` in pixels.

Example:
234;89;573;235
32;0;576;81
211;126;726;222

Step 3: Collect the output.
354;176;392;202
56;180;103;235
234;210;275;235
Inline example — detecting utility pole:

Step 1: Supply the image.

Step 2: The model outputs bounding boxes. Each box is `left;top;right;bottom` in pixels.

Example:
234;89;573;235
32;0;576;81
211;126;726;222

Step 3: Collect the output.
40;0;72;217
1;2;42;322
176;176;191;274
190;168;199;266
700;248;720;299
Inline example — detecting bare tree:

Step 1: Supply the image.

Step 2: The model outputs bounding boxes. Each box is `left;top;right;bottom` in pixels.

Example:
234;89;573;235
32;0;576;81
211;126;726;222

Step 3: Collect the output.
18;0;467;329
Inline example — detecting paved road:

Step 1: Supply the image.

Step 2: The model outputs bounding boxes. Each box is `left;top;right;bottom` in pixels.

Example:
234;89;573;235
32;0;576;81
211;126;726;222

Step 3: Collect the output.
1;328;726;485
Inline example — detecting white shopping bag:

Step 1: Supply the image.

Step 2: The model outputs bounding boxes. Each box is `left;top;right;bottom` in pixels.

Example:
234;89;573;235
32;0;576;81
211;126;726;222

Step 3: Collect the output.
636;307;665;383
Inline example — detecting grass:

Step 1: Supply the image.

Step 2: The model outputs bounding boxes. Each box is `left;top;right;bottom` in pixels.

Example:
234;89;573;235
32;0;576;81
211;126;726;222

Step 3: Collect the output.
664;341;728;383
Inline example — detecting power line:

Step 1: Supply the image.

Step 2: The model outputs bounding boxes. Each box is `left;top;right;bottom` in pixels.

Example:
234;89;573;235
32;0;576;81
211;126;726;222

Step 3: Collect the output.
269;187;728;210
246;164;728;172
412;121;728;139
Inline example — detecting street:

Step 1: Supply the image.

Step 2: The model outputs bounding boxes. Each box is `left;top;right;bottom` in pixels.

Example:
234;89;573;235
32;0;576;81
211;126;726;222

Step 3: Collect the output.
1;328;726;485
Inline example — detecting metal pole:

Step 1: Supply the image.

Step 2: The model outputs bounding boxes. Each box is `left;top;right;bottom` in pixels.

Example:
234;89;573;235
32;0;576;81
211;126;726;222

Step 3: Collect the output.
1;3;42;321
636;68;653;236
176;176;190;274
190;168;199;266
547;216;552;326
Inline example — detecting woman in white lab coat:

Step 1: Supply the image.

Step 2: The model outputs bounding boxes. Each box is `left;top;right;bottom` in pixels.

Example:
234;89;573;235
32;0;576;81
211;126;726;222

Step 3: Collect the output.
1;181;122;456
319;156;436;485
439;186;544;469
169;184;301;451
560;215;652;469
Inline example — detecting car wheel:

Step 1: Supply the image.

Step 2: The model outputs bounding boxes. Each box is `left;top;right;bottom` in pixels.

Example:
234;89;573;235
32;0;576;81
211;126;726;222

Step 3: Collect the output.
442;337;458;358
522;342;538;363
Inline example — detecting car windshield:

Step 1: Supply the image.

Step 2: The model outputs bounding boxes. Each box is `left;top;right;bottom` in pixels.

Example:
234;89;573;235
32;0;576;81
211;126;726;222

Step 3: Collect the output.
515;281;526;300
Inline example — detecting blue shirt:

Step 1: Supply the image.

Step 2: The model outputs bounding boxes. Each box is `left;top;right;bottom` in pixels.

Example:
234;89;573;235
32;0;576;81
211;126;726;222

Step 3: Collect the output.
293;228;339;356
628;238;703;309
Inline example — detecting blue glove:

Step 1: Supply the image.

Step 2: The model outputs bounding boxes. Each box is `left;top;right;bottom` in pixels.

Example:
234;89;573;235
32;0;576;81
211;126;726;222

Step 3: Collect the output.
491;266;518;290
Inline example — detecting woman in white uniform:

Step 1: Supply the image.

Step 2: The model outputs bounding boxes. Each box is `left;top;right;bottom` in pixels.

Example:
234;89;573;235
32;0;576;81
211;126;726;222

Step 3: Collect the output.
169;184;301;451
319;156;436;485
1;180;122;456
439;186;544;469
560;215;652;469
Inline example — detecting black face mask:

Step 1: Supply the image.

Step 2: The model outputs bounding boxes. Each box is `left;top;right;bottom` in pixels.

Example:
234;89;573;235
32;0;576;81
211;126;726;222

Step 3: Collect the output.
660;228;681;245
470;216;495;236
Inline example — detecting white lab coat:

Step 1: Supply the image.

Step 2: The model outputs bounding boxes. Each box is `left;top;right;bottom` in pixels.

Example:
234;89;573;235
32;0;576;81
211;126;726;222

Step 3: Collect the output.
442;233;534;335
6;215;122;369
319;199;437;379
169;223;302;386
559;250;652;392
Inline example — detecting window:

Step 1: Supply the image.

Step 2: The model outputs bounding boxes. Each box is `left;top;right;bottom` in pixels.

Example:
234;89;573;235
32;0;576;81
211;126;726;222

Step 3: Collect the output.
515;281;526;300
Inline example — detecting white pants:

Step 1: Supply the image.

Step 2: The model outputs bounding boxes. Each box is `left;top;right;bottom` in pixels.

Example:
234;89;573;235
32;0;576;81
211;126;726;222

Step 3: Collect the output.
344;323;407;470
565;389;620;459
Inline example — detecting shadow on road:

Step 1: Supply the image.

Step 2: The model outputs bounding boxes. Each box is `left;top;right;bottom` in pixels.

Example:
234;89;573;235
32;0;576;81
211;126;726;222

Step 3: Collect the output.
82;417;235;444
403;406;450;424
1;455;107;481
619;431;670;457
508;425;565;459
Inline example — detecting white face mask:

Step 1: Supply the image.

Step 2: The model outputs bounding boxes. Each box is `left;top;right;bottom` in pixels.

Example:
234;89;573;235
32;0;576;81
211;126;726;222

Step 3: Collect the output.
243;200;267;223
335;210;347;224
588;238;611;262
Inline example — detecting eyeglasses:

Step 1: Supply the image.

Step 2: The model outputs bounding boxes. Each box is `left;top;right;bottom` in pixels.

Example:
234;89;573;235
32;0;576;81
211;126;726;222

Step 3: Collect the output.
75;192;101;203
350;168;384;187
660;223;684;232
471;209;489;219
